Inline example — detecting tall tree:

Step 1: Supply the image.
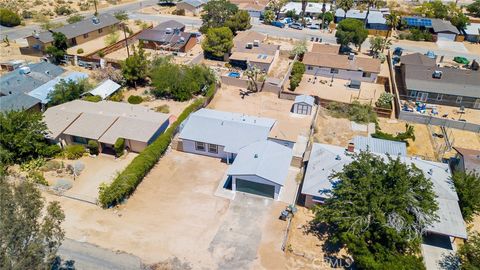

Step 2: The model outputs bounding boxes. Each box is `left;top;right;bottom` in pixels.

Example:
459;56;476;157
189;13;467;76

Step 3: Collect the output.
0;175;65;269
45;32;68;64
456;232;480;269
225;10;251;34
336;0;354;19
120;43;149;87
314;151;438;269
385;10;400;38
201;27;233;59
467;0;480;17
335;18;368;51
267;0;287;20
362;0;379;27
263;10;275;24
47;78;92;106
369;36;391;55
200;0;238;33
452;171;480;222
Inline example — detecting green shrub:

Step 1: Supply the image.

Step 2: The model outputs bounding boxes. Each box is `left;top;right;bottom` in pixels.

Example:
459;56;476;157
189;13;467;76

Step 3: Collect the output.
108;91;124;102
0;8;21;27
98;51;105;58
114;138;125;157
54;5;74;16
76;48;84;54
155;104;170;113
41;160;62;172
87;140;99;155
375;92;393;109
28;171;49;186
83;95;102;102
64;145;85;159
326;101;377;124
98;84;216;208
127;95;143;104
289;61;305;91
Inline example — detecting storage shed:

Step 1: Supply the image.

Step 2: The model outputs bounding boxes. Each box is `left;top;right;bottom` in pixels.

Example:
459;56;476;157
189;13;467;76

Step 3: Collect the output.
292;95;314;115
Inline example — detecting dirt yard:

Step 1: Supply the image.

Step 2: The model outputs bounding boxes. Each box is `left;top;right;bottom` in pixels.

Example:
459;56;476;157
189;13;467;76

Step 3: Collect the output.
0;42;42;66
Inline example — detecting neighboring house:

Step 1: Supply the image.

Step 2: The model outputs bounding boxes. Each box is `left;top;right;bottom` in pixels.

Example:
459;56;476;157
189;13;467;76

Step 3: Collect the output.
176;0;206;15
352;136;407;156
451;147;480;174
400;52;436;67
464;23;480;43
155;20;186;32
227;141;292;199
0;93;41;113
138;27;197;53
303;49;381;82
43;100;170;153
402;16;460;41
400;53;480;109
0;60;26;71
86;79;121;100
334;8;367;23
281;2;332;17
26;14;120;51
292;95;314;115
229;31;280;73
335;9;388;31
28;72;89;104
230;0;268;18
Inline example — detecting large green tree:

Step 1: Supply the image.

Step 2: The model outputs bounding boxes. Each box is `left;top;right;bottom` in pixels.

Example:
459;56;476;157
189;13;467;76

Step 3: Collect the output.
47;78;92;106
200;0;238;33
45;32;68;64
415;0;469;29
0;8;21;27
266;0;286;20
225;10;251;34
467;0;480;17
452;171;480;222
457;232;480;269
0;111;60;165
314;151;438;269
201;27;233;59
120;43;149;87
335;18;368;51
0;174;65;269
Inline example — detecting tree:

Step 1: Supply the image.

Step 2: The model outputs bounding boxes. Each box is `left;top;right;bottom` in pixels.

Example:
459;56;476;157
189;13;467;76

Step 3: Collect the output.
289;39;308;58
200;0;238;33
415;0;469;29
120;43;149;87
266;0;286;20
467;0;480;17
385;10;400;38
449;9;469;30
225;10;251;34
45;32;68;64
369;36;391;55
0;176;65;269
0;8;21;27
244;66;263;92
322;11;334;26
201;27;233;59
114;10;129;21
457;232;480;269
452;171;480;222
362;0;380;27
336;0;354;19
47;78;92;106
314;151;438;269
263;10;275;24
67;14;84;24
0;111;60;165
335;18;368;51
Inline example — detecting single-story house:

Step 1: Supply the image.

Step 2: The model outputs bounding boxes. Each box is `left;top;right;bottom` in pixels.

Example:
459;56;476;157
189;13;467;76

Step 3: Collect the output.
178;108;276;163
231;0;268;18
138;22;197;53
303;52;381;82
28;72;89;104
402;16;459;41
228;140;292;199
86;79;121;100
176;0;206;15
43;100;170;153
464;23;480;43
0;93;41;113
154;20;186;32
400;56;480;109
451;147;480;174
352;136;407;156
27;13;119;51
335;9;387;30
281;2;332;17
292;95;315;115
229;31;280;73
334;8;367;23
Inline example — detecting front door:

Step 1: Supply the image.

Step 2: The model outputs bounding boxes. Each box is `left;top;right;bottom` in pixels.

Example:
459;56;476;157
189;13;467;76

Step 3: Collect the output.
416;92;428;102
474;99;480;109
71;38;77;46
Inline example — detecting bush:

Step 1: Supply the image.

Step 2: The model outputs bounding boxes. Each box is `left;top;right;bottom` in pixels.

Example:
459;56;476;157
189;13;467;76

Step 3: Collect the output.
67;14;84;24
64;145;85;160
54;5;74;16
28;171;49;186
41;160;62;172
375;92;393;109
87;140;99;155
155;104;170;113
108;91;124;102
326;101;377;124
105;32;120;46
127;95;143;104
172;9;185;16
83;95;102;102
114;138;125;157
0;8;21;27
98;84;216;207
289;61;305;91
76;48;84;54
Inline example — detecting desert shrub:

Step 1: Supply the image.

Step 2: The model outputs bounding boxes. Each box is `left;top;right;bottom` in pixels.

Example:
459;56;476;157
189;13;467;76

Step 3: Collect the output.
372;123;415;146
98;84;216;207
289;61;305;91
67;13;84;24
41;160;63;172
54;5;74;16
375;92;393;109
326;101;377;124
113;138;125;157
64;145;85;160
172;9;185;16
20;158;46;173
87;140;99;155
0;8;21;27
21;10;33;19
105;32;120;46
76;48;84;54
155;104;170;113
127;95;143;104
82;95;102;102
28;171;49;186
98;51;105;58
108;90;124;102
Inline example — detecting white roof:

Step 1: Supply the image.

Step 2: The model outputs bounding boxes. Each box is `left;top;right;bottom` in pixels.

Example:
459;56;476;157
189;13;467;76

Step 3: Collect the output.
335;8;367;20
367;11;386;24
179;108;276;153
302;143;467;239
465;23;480;36
88;79;121;100
27;72;88;104
282;2;332;15
294;95;315;106
228;140;292;186
353;136;407;156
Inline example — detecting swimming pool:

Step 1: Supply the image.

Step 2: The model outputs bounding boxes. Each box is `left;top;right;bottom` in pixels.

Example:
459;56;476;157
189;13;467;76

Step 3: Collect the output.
228;71;240;78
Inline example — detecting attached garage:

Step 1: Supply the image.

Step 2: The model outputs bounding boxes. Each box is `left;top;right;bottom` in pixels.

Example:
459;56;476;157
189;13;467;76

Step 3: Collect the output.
235;177;276;199
437;33;456;41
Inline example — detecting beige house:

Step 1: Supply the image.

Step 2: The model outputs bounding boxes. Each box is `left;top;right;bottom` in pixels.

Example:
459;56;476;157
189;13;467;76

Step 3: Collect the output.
176;0;206;15
43;100;170;153
27;13;119;51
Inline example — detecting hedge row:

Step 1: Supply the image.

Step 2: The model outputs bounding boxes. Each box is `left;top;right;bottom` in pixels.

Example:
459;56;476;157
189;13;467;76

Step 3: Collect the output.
98;84;216;207
289;61;305;91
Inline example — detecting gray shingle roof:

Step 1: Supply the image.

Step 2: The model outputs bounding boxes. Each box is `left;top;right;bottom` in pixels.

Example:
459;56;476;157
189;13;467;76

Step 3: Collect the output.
153;20;185;31
431;19;459;35
0;93;41;112
400;53;436;67
34;13;119;43
353;136;407;156
228;140;292;186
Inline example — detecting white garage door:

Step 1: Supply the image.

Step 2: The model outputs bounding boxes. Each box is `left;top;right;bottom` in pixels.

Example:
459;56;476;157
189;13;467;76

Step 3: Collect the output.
437;33;456;41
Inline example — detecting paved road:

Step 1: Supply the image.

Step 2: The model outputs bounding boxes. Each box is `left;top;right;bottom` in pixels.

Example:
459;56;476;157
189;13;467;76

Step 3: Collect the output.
57;238;143;270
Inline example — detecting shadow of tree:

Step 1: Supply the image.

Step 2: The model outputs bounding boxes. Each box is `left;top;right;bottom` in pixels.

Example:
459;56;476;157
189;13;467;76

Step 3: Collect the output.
439;252;461;270
51;256;76;270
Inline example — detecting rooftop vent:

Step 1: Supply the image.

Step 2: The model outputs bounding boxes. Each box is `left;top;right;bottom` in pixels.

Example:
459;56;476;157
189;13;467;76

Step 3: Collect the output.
19;66;31;75
253;40;260;47
432;70;443;79
179;37;185;43
165;28;173;34
92;17;100;25
347;142;355;153
254;154;258;158
335;155;341;160
246;42;253;49
45;70;50;75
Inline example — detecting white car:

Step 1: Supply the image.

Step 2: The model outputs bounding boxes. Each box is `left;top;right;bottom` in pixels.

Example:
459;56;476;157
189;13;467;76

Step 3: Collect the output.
308;23;320;29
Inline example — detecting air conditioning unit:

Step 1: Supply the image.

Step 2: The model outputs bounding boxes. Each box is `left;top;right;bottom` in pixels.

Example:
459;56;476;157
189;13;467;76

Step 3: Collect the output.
19;66;31;75
348;53;355;60
92;17;100;25
246;43;253;49
432;70;443;79
253;40;260;47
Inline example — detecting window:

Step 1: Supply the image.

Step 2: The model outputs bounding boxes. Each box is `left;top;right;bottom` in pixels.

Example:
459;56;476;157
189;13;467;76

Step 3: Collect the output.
456;96;463;103
436;94;443;101
409;91;417;98
208;144;218;154
195;141;205;151
98;28;103;33
83;33;89;39
307;66;313;70
362;72;371;78
330;68;339;74
72;136;88;144
296;104;310;115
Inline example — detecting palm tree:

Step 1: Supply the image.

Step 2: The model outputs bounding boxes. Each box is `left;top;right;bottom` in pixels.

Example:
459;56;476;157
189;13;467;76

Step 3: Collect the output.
301;0;308;25
385;11;400;38
337;0;354;19
363;0;379;28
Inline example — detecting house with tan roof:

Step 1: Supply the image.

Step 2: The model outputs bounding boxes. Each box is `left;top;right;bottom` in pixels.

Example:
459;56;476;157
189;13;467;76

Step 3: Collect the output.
230;0;269;17
43;100;170;153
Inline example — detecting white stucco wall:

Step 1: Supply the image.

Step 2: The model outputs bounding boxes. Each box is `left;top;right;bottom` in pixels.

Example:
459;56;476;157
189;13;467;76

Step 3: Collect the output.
268;138;295;149
181;139;232;160
305;65;378;82
126;140;147;153
231;174;282;200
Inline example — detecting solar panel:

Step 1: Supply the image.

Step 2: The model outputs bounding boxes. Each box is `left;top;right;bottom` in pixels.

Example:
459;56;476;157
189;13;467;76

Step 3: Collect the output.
263;55;267;59
404;17;432;27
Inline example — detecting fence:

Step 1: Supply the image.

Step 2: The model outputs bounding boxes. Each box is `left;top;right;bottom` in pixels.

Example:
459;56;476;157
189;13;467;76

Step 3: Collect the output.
399;111;480;133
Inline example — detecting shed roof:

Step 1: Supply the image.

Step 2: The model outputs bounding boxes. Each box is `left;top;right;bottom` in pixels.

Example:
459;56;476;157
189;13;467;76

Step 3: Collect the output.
302;143;467;239
179;108;276;153
464;23;480;36
0;93;41;112
294;95;315;106
88;79;121;99
353;136;407;156
228;141;292;186
453;147;480;173
27;72;89;104
303;52;381;73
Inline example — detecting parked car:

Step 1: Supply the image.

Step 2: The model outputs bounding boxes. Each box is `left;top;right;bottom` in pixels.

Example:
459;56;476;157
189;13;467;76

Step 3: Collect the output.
308;23;320;29
281;17;293;24
289;23;303;30
271;21;286;28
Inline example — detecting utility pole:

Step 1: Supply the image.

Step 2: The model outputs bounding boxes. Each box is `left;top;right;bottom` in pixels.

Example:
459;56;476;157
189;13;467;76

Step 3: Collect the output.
94;0;98;16
321;1;326;32
122;23;130;57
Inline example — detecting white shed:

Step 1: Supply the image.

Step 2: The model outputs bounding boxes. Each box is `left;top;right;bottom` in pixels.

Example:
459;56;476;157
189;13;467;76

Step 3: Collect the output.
293;95;314;115
88;79;121;100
